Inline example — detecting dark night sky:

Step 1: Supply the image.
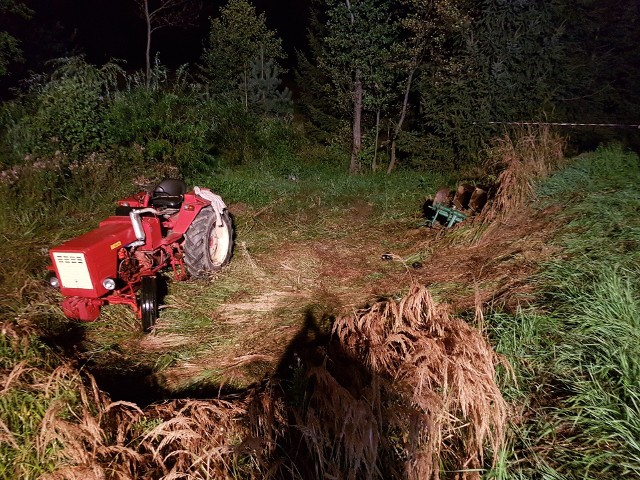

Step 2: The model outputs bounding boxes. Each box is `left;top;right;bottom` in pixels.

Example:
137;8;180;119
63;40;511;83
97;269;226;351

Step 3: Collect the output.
7;0;310;80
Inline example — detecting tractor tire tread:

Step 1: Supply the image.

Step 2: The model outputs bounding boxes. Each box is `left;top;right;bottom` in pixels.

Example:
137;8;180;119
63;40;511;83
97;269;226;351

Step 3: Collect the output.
183;207;233;278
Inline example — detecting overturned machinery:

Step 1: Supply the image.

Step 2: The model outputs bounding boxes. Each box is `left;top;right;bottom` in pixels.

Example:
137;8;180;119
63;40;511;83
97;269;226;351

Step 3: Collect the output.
424;184;489;228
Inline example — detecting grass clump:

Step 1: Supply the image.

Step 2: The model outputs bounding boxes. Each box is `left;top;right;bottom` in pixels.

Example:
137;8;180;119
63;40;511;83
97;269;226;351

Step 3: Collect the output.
0;319;271;479
0;321;110;479
287;284;508;479
482;125;566;222
0;285;508;479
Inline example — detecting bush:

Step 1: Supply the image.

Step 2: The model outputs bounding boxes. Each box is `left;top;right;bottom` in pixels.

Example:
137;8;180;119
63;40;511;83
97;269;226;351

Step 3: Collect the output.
0;55;309;178
2;58;121;158
106;86;304;174
105;87;216;172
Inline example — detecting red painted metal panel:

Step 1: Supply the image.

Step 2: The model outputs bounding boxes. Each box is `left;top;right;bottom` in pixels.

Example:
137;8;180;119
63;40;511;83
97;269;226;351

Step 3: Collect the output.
140;216;163;250
49;217;137;298
170;193;207;234
61;297;102;321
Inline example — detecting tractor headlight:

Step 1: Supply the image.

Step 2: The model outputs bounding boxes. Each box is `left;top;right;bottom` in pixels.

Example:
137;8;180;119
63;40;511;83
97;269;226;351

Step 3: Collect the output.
48;274;60;289
102;277;116;290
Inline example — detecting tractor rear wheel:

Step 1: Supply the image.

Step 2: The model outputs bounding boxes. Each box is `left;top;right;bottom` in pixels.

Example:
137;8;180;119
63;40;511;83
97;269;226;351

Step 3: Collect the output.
140;276;158;333
183;206;234;278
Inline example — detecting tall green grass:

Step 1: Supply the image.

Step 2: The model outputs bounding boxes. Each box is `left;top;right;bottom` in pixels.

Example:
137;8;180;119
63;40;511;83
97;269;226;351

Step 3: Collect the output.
489;145;640;479
0;323;81;479
196;158;450;218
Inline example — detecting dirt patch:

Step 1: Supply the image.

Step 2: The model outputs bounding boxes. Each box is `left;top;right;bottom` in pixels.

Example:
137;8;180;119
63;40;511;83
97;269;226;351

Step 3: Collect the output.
348;199;375;222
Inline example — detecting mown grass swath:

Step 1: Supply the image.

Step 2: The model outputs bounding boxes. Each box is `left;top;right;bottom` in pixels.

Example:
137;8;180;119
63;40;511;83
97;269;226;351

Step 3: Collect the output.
0;142;492;479
0;288;507;479
489;144;640;478
2;110;637;478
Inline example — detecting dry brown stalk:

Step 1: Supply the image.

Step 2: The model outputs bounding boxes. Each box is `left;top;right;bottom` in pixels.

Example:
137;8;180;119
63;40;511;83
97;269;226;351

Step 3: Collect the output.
2;279;510;480
29;360;150;479
0;418;18;449
0;360;32;394
40;465;105;480
140;398;255;478
293;364;382;479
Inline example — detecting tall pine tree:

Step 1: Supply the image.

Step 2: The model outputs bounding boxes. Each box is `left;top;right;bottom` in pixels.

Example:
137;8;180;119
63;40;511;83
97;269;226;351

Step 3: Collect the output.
199;0;285;107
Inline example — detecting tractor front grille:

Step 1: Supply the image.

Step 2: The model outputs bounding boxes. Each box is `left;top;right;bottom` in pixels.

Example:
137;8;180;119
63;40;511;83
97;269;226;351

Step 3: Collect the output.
53;252;93;290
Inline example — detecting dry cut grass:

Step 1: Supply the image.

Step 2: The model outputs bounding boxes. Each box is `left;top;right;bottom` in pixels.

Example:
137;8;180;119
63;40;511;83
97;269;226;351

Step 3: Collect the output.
115;285;507;479
294;283;508;479
0;320;245;480
481;125;566;222
4;283;508;479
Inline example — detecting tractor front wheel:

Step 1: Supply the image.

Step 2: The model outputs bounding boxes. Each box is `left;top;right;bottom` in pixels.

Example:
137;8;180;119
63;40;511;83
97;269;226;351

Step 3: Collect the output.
140;276;158;333
183;206;234;278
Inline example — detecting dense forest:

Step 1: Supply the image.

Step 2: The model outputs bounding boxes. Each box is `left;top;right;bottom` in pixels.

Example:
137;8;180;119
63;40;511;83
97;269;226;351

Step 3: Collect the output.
0;1;639;479
0;0;638;173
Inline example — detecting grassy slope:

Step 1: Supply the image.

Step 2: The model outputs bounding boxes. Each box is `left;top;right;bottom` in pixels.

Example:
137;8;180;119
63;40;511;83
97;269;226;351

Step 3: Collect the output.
490;145;640;479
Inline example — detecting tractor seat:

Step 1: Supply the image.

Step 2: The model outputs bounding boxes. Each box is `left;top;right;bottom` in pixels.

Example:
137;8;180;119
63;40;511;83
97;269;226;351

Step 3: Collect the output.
151;178;187;209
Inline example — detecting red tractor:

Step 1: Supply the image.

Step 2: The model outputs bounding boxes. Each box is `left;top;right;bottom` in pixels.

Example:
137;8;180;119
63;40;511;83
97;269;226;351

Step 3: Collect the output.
46;179;234;332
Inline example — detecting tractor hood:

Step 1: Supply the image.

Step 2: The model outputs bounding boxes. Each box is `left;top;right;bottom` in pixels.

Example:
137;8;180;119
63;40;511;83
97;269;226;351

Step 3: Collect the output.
49;217;138;298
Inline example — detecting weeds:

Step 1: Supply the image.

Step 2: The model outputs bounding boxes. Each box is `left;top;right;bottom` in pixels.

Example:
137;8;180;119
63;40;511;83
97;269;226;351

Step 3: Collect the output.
0;318;271;479
288;283;508;479
0;285;508;479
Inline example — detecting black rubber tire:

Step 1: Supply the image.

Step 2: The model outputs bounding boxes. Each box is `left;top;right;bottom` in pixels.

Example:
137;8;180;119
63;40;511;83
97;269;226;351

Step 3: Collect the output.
140;276;158;333
183;207;234;278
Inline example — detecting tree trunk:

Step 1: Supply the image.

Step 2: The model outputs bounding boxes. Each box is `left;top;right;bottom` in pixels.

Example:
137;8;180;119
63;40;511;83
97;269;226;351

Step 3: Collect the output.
243;68;249;112
344;0;362;174
387;65;416;174
388;138;397;174
350;68;363;174
144;0;151;88
372;108;380;171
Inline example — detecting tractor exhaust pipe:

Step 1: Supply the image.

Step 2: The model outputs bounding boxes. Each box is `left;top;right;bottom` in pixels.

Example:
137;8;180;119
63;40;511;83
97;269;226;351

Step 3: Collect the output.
129;208;159;248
